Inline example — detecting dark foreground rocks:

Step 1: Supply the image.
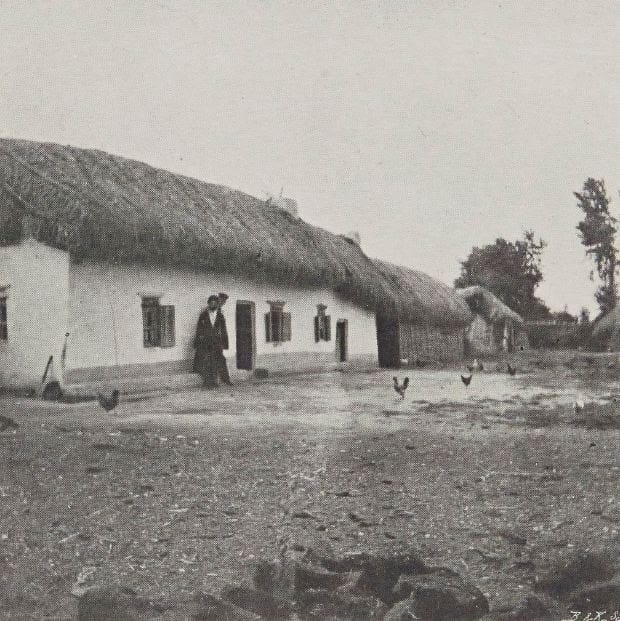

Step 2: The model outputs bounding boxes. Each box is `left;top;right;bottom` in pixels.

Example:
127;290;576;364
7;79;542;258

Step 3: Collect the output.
77;543;489;620
77;545;620;620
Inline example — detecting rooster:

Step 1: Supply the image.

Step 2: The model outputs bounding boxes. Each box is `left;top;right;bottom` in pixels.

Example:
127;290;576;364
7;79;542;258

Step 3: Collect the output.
393;376;409;399
0;415;18;431
507;364;517;376
98;389;120;412
461;374;473;387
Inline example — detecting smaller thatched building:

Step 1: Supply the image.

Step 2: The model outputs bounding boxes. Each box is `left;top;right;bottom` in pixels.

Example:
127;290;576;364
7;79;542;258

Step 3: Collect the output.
591;307;620;351
372;261;473;366
457;286;528;355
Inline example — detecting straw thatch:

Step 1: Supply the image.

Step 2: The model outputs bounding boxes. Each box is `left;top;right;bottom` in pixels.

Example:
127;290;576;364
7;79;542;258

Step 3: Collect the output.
456;286;523;326
591;306;620;350
0;138;467;326
373;260;472;327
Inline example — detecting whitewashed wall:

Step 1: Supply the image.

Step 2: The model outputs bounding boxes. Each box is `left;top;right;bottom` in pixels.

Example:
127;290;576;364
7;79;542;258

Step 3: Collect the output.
0;239;70;387
64;260;378;379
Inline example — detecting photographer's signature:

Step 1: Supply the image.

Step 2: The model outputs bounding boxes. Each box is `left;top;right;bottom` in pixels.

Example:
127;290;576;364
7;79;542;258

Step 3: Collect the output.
562;612;620;621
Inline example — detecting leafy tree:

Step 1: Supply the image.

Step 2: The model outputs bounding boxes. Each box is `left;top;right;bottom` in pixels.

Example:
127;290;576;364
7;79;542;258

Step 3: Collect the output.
455;231;550;319
575;178;617;316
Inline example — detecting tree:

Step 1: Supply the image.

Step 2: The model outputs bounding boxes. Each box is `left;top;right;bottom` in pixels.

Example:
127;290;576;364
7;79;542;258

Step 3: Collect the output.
455;231;550;319
575;178;617;316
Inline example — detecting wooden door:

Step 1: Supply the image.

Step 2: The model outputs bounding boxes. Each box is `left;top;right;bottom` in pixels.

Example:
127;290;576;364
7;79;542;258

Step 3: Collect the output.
236;301;256;370
335;319;348;362
376;311;400;368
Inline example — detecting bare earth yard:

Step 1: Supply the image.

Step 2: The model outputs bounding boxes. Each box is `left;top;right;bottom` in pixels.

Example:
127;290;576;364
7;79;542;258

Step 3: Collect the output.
0;350;618;619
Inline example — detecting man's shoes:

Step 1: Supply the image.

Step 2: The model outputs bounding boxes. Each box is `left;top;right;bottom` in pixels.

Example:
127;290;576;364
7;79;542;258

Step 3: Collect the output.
222;380;233;386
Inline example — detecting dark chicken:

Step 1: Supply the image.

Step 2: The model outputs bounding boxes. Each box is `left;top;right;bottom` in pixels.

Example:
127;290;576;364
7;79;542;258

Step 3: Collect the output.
393;376;409;399
98;389;120;412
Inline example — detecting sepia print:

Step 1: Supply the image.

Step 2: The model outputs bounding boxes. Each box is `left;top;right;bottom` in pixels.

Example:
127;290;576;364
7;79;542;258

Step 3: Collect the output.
0;2;618;620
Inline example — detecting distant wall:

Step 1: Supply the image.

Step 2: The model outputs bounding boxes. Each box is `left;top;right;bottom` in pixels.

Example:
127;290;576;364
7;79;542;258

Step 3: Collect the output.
0;239;70;387
64;260;378;382
525;320;588;349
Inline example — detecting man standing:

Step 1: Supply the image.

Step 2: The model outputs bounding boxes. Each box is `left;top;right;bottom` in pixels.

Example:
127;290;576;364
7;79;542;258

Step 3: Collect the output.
192;294;232;388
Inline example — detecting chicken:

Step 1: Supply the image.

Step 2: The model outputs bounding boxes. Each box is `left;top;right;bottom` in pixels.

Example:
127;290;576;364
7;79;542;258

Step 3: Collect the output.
0;415;18;431
461;374;473;387
393;376;409;399
507;364;517;376
98;389;120;412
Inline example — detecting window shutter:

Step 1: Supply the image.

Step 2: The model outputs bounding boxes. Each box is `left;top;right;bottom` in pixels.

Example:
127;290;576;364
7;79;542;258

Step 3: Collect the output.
324;315;331;341
142;299;160;347
159;305;175;348
282;312;292;341
314;316;320;342
265;312;272;342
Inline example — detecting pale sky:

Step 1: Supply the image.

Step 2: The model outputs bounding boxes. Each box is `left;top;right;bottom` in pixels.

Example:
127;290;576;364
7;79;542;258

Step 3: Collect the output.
1;1;618;314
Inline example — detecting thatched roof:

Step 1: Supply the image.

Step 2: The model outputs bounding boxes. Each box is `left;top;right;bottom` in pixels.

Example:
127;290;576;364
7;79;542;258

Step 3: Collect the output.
456;286;523;326
0;138;467;326
373;260;472;327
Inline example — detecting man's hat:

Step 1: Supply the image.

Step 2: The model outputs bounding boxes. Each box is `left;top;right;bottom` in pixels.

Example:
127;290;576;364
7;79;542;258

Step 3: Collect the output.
218;293;229;305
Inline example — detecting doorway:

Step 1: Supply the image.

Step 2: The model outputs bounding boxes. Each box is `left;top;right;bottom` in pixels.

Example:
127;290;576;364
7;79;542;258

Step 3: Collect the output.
335;319;348;362
376;311;400;368
236;301;256;370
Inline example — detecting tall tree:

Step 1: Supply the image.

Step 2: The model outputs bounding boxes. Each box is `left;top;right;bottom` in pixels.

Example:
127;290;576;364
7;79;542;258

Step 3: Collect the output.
455;231;550;319
574;178;617;316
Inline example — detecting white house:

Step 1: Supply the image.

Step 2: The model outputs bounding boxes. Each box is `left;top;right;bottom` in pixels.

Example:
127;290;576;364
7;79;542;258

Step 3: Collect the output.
0;138;470;390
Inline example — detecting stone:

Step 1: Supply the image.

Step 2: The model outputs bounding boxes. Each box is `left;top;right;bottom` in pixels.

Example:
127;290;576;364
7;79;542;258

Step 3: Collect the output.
297;588;388;620
295;536;338;567
76;585;166;621
491;595;551;620
253;559;296;600
385;569;489;620
221;585;293;619
535;551;616;596
570;580;620;614
322;551;427;604
392;567;461;602
189;592;261;620
294;563;348;592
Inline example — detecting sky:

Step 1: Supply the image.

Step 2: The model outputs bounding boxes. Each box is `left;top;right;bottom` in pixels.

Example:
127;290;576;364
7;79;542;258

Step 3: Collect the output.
1;0;618;314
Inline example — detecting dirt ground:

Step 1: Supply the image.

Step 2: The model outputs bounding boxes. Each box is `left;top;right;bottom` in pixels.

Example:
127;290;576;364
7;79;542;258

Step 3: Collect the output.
0;350;618;619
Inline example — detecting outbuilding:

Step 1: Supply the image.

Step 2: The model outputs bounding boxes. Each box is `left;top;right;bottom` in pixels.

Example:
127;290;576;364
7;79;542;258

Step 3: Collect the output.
457;285;528;355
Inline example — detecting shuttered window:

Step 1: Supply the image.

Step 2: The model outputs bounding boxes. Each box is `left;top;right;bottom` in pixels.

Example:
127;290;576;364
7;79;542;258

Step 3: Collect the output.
141;297;175;348
265;301;291;343
314;304;331;342
159;305;175;348
0;297;7;341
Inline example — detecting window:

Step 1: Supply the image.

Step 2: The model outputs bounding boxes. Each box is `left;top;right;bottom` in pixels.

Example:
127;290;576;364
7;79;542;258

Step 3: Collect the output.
0;297;7;341
314;304;331;342
141;297;175;348
265;301;291;343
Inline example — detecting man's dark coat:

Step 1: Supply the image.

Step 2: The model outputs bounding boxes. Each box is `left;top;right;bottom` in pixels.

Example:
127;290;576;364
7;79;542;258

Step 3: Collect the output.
192;309;229;374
